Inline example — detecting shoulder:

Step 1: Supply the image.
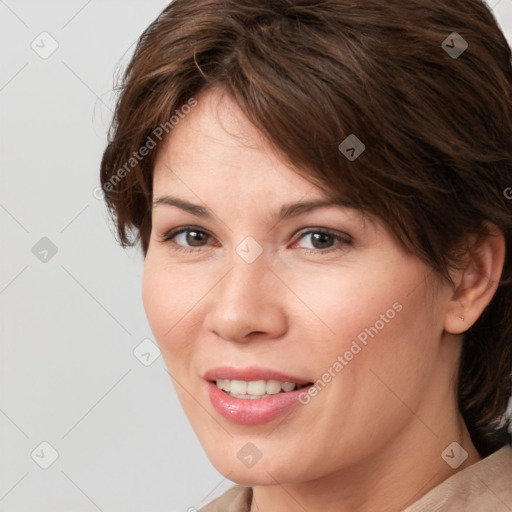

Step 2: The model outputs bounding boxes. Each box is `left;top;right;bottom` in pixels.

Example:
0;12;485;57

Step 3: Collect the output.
199;485;252;512
405;444;512;511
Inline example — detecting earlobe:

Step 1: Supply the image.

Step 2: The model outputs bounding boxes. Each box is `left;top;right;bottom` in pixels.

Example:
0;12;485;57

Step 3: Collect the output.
444;224;505;335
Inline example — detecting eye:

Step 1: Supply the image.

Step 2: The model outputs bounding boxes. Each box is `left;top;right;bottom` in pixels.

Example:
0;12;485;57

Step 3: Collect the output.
292;228;352;254
159;226;214;252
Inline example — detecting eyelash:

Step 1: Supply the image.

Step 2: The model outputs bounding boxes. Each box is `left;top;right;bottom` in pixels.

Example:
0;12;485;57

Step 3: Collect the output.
158;226;353;256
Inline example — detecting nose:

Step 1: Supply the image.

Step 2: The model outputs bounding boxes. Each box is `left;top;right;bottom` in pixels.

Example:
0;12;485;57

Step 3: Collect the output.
203;253;288;343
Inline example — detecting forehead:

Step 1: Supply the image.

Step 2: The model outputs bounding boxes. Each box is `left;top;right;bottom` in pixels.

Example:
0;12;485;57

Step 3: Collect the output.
149;90;377;237
152;88;329;202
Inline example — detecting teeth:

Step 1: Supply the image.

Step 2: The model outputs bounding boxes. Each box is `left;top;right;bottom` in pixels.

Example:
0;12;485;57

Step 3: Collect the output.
281;382;296;392
215;379;306;398
266;380;282;395
217;379;230;392
247;380;266;395
230;380;247;395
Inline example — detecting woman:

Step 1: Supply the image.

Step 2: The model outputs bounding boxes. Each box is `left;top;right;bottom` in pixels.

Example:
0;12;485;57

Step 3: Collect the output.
100;0;512;510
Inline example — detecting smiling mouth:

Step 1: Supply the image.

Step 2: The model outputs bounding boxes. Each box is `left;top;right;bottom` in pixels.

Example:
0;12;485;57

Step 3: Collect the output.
214;379;312;399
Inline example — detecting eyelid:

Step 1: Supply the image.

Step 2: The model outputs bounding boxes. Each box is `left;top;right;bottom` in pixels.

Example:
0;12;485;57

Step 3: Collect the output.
291;226;353;243
157;225;215;249
159;225;212;240
289;227;353;252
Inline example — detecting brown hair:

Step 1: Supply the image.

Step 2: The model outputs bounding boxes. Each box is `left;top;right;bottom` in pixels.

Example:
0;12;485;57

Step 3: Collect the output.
100;0;512;456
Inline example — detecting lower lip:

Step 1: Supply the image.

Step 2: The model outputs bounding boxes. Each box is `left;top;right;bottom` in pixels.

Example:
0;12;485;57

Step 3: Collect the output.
206;381;312;425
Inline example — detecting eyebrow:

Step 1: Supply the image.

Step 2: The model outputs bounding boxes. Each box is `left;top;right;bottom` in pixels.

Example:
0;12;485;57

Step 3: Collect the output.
152;195;355;221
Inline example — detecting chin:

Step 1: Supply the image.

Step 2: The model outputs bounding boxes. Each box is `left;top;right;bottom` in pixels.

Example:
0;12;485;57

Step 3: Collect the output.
204;443;299;486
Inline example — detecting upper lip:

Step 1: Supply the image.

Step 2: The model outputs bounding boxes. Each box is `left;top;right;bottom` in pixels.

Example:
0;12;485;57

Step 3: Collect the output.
204;366;312;385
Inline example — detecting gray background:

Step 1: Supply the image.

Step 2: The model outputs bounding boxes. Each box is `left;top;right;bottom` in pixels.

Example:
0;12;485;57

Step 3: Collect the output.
1;1;511;511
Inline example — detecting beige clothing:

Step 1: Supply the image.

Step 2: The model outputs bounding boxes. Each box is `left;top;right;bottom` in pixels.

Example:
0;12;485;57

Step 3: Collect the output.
200;444;511;511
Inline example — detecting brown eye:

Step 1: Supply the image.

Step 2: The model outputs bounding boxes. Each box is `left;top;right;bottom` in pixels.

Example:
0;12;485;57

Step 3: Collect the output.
309;232;336;249
184;230;209;246
293;229;353;254
161;227;213;251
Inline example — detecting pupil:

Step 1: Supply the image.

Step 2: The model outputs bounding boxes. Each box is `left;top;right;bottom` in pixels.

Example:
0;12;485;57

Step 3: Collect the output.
187;230;207;246
312;232;333;249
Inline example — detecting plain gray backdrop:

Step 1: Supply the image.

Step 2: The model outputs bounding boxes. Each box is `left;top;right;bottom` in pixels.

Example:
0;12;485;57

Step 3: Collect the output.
1;1;511;511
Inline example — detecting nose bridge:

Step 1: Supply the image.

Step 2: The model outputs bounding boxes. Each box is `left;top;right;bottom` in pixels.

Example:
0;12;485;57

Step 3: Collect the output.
205;247;287;341
217;249;269;312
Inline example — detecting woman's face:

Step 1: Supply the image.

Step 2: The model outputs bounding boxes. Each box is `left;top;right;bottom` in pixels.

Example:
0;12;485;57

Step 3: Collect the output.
143;88;456;485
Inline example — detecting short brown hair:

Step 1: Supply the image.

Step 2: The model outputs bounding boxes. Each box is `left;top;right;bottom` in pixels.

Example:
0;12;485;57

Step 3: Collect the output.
100;0;512;455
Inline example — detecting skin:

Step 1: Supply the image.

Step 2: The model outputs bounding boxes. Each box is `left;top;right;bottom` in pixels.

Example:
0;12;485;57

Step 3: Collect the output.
142;87;504;512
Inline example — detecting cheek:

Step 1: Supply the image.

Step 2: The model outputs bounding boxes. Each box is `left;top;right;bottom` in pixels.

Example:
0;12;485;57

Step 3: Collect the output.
142;258;169;339
283;261;439;396
279;262;409;349
280;270;440;457
141;254;200;352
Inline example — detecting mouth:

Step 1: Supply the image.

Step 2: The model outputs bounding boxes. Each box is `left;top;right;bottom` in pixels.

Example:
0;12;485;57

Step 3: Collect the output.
203;367;315;424
213;379;311;399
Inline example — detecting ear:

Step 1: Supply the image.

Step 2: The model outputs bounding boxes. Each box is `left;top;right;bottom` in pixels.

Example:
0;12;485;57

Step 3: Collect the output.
444;223;506;334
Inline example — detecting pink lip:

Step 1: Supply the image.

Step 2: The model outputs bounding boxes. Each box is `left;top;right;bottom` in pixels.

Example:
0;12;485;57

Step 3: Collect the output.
203;366;313;425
